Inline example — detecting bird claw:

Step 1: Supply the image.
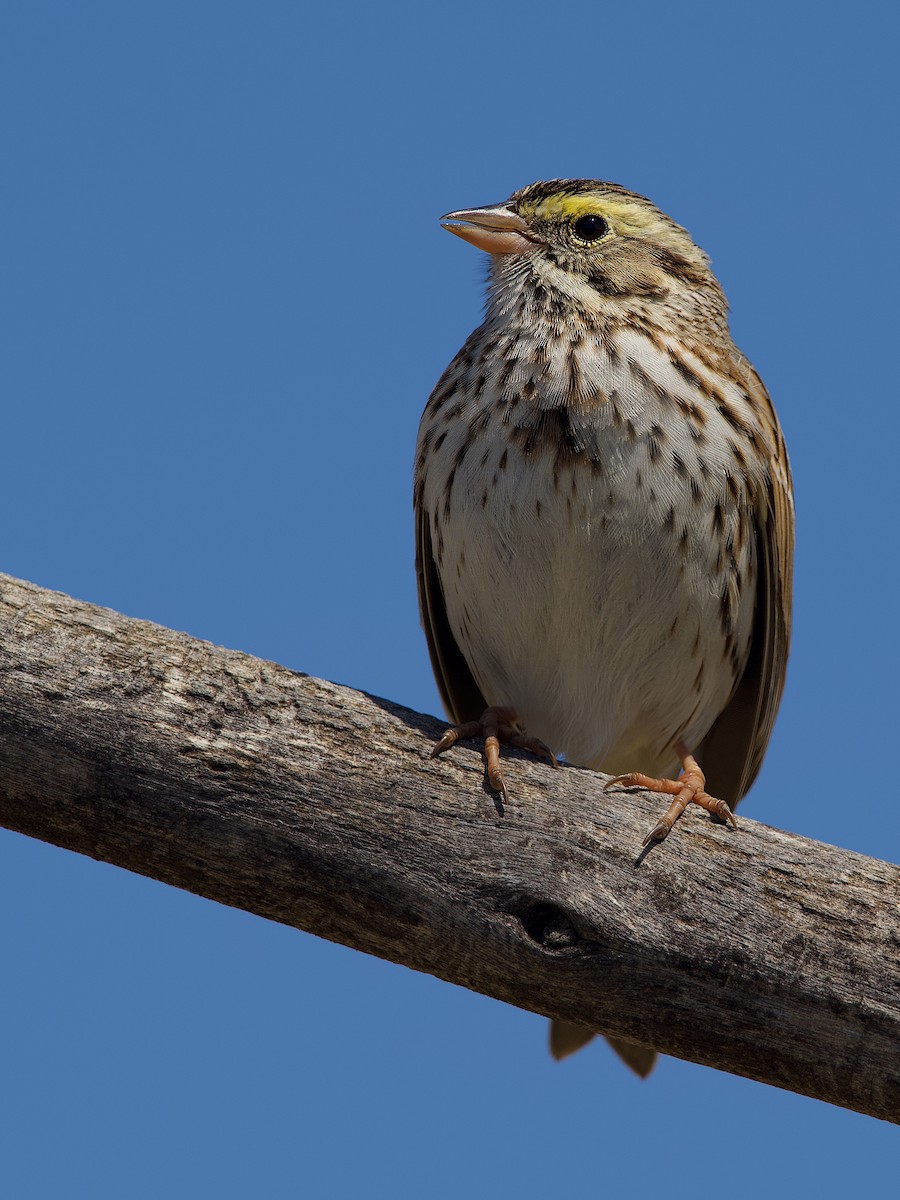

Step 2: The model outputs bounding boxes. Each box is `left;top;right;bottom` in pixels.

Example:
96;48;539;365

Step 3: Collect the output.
430;706;556;802
605;771;682;796
606;745;736;845
642;820;672;847
430;721;483;758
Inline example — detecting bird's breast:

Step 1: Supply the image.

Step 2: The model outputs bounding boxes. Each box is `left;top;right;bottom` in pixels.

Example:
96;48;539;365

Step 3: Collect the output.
418;327;764;771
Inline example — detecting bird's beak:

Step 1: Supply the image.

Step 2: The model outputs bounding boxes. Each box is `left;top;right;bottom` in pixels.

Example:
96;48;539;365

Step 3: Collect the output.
440;203;537;256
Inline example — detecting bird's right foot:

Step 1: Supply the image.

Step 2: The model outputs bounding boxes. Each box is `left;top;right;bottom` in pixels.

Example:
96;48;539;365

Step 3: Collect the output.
431;706;557;802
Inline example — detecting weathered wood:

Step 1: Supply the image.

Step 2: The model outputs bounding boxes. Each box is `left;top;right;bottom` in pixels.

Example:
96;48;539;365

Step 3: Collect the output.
0;572;897;1122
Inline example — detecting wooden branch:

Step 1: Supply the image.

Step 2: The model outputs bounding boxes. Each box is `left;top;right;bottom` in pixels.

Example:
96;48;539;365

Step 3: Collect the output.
0;573;897;1123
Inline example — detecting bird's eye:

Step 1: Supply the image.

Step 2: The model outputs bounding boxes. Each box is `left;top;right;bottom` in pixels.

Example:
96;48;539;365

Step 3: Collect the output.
572;213;609;243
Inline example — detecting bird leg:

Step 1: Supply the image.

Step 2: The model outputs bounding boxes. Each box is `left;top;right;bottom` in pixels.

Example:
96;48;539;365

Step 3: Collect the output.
430;706;557;803
605;741;736;846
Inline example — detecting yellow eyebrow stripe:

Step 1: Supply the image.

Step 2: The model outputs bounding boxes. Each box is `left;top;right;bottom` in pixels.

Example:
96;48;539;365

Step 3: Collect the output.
522;194;657;237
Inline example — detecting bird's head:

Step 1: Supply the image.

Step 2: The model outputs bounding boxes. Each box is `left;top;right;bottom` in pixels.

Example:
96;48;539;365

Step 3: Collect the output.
442;179;724;318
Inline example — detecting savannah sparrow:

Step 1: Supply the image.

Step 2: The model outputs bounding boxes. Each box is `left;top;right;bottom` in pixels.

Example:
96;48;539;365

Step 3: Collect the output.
414;180;793;1072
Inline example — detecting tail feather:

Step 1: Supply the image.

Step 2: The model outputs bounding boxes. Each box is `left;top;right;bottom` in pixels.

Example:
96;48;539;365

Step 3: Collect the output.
549;1020;657;1078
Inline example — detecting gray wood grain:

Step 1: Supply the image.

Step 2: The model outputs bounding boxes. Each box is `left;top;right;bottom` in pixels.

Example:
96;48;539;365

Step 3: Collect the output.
0;572;897;1122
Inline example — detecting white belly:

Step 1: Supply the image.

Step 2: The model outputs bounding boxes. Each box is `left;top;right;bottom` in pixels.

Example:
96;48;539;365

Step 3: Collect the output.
421;343;759;776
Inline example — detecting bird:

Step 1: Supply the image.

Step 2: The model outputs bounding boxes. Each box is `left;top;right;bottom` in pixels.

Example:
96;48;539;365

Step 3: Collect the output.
413;178;793;1075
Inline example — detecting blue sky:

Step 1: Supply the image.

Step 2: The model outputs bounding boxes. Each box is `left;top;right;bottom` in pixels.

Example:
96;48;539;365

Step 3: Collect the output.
2;2;898;1196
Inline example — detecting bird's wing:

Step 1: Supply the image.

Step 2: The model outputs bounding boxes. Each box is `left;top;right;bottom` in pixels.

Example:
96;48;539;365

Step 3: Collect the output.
698;371;794;809
415;503;486;725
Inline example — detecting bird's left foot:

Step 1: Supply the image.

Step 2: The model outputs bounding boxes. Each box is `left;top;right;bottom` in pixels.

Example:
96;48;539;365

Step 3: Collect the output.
430;705;557;802
605;742;736;846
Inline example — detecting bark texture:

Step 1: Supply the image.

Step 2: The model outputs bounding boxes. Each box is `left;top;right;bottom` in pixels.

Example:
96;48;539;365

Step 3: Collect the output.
0;573;897;1122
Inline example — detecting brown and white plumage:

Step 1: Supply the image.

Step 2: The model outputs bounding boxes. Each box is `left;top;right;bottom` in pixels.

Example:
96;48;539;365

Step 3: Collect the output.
414;179;793;1071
